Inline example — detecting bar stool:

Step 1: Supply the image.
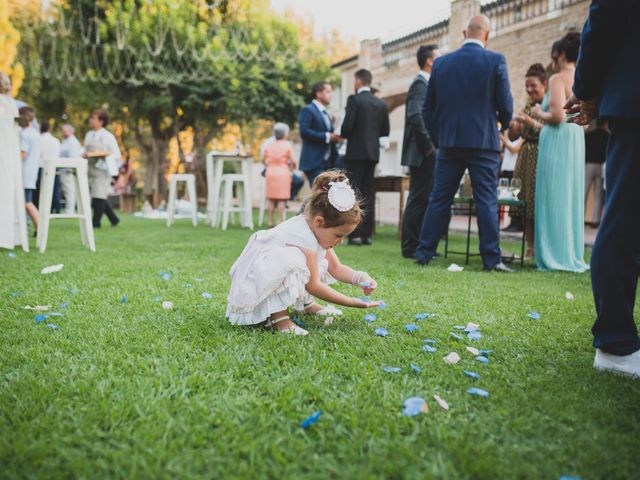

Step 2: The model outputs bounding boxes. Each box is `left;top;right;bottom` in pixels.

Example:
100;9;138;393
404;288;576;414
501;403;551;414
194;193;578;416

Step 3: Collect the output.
166;173;198;227
206;152;253;229
36;157;95;253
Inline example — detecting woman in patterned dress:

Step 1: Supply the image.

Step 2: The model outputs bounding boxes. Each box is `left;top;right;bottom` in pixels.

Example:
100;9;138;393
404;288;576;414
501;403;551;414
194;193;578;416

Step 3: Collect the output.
510;63;547;259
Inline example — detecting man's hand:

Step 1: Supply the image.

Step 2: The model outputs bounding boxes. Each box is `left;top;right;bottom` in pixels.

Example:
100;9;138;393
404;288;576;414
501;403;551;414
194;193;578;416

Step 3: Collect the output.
330;133;343;143
564;94;599;126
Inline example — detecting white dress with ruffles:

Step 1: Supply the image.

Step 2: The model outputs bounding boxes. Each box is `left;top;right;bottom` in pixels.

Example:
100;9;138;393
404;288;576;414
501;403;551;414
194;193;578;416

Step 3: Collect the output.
226;215;334;325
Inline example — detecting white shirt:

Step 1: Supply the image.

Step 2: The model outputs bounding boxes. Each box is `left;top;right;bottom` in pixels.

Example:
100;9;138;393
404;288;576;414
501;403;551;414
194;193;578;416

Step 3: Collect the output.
312;100;331;144
84;128;122;176
418;71;431;82
60;135;83;158
463;38;485;48
39;132;61;168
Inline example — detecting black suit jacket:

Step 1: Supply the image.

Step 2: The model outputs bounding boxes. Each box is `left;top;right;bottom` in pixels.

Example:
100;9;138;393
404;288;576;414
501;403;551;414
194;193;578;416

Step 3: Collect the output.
401;74;435;167
341;90;390;163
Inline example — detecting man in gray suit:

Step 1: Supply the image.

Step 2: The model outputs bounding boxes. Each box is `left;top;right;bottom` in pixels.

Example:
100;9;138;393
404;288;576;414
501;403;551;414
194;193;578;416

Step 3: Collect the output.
400;45;440;258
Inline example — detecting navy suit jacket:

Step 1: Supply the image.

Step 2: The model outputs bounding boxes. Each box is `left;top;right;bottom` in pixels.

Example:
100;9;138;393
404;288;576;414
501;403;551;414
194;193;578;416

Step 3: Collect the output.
573;0;640;119
423;42;513;156
298;102;333;171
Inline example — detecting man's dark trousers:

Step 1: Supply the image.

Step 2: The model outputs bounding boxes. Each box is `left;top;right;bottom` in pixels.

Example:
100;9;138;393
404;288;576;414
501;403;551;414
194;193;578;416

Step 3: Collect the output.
591;118;640;355
346;160;375;240
402;152;436;257
415;153;501;269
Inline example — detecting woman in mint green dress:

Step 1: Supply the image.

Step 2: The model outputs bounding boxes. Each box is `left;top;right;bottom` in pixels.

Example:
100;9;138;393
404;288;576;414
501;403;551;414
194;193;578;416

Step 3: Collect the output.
531;33;588;272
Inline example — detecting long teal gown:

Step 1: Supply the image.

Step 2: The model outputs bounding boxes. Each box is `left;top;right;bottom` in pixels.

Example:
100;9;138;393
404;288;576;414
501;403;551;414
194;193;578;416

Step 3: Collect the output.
534;92;589;272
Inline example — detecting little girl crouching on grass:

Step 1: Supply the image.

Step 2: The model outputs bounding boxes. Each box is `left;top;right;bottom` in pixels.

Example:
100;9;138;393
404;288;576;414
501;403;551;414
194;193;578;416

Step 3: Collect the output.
226;170;378;335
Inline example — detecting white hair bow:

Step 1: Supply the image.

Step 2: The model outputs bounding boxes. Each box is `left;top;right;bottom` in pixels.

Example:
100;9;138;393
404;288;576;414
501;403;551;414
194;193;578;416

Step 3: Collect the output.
327;181;356;212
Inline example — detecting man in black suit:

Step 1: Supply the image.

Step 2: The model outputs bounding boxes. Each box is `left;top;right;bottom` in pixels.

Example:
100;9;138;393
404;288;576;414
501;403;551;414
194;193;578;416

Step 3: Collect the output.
565;0;640;376
340;69;390;246
400;45;441;258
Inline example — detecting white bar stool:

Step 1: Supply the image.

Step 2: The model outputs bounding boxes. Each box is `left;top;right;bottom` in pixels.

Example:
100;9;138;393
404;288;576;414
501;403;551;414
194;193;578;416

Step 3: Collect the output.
36;157;95;253
206;152;253;229
166;173;198;227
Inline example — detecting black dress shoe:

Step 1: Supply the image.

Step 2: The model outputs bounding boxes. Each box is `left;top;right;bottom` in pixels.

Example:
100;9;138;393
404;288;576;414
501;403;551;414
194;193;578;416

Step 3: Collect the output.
485;262;515;273
415;258;430;266
348;238;363;246
362;237;372;245
402;252;415;259
501;223;523;233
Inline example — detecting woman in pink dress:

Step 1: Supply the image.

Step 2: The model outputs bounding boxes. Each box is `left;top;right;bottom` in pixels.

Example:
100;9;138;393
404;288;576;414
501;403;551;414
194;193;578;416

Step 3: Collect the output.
264;123;295;226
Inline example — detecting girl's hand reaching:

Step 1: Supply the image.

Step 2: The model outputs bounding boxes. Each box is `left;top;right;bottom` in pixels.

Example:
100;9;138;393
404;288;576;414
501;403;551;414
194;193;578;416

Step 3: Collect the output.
350;297;380;308
351;271;377;296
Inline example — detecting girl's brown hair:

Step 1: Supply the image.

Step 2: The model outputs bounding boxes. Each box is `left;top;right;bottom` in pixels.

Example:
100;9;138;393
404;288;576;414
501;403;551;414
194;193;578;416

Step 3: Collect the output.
303;170;363;228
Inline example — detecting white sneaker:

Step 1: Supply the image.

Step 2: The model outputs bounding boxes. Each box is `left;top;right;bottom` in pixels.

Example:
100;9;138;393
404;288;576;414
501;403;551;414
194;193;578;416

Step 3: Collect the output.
593;348;640;378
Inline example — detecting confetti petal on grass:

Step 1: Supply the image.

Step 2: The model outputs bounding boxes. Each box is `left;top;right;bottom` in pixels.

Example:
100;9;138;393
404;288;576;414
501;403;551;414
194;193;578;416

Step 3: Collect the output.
34;315;48;323
162;301;174;310
364;313;377;323
45;323;60;330
465;322;480;332
447;263;464;272
433;394;449;411
450;332;463;340
9;292;20;297
324;316;334;326
475;356;489;364
64;288;79;295
24;305;50;311
423;339;438;344
423;345;438;353
377;300;387;309
159;271;172;281
443;352;461;364
415;313;429;320
565;292;574;301
201;292;213;299
183;283;192;288
528;311;541;320
467;331;482;341
154;296;163;302
41;264;64;274
375;328;388;337
384;367;402;373
467;388;489;397
8;252;17;258
48;312;64;317
410;363;422;373
479;349;493;355
194;277;203;282
466;346;480;356
463;370;481;379
301;411;322;429
559;476;582;480
293;316;307;328
402;397;428;416
405;324;419;332
121;295;127;304
452;325;466;330
59;302;69;309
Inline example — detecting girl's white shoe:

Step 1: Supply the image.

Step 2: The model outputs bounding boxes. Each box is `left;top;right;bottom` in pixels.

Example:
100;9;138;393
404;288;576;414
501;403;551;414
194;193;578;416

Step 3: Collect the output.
269;315;308;336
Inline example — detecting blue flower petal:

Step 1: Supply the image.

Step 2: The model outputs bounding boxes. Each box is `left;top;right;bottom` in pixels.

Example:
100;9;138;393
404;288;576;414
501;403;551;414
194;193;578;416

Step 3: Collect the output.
452;325;466;330
9;292;20;297
202;292;213;299
377;300;387;309
194;277;204;282
154;296;163;302
59;302;69;309
402;396;427;416
467;387;490;397
463;370;481;379
415;313;429;321
35;314;48;323
384;367;402;373
65;288;79;294
375;328;388;337
292;316;306;328
422;345;437;353
410;363;422;373
528;311;541;320
450;332;463;340
8;252;17;258
45;323;60;330
423;339;438;344
475;356;489;364
405;324;419;332
159;272;172;281
467;331;482;341
301;411;322;429
364;313;377;323
479;349;493;355
357;281;372;288
48;312;64;317
121;295;127;304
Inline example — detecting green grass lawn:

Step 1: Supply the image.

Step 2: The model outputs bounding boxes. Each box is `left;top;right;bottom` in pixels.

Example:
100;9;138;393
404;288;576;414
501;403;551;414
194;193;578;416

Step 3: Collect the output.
1;216;639;479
